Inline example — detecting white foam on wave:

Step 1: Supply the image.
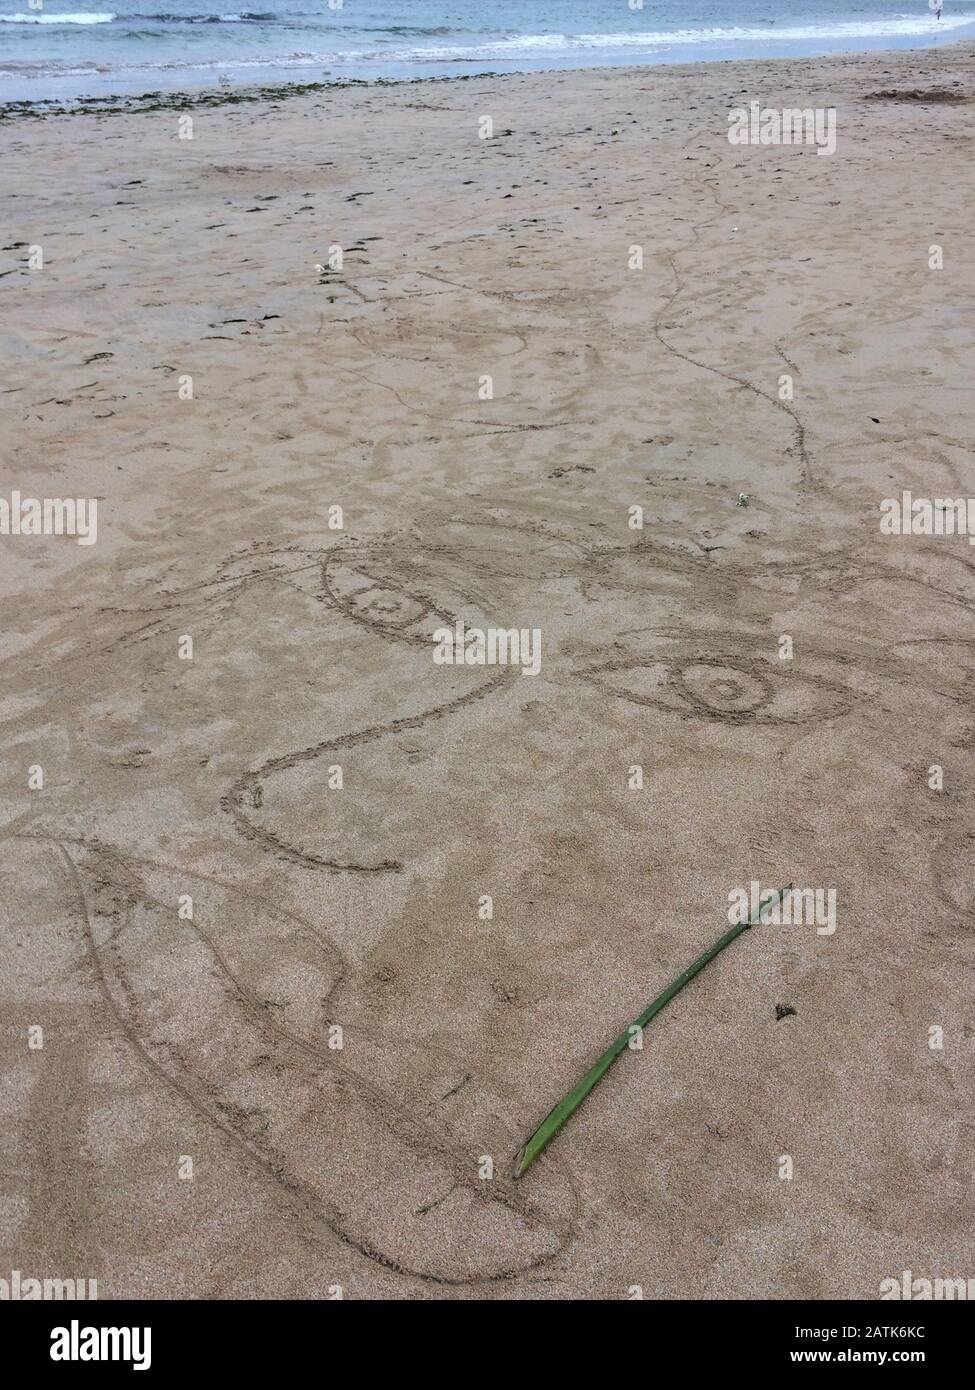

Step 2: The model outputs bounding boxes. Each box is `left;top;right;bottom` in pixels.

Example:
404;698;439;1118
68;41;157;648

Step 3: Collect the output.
4;10;974;84
302;15;975;64
4;12;974;40
239;15;975;64
0;11;117;22
572;17;975;46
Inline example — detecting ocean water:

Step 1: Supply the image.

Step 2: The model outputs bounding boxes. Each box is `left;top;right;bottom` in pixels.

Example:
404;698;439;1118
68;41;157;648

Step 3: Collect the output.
1;0;973;102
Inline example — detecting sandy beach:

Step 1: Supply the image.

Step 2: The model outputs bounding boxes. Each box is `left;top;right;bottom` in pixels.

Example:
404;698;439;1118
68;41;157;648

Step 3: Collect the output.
2;42;974;1300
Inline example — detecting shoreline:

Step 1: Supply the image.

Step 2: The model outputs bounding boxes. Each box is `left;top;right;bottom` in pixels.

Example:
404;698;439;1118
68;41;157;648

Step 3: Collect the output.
3;38;975;120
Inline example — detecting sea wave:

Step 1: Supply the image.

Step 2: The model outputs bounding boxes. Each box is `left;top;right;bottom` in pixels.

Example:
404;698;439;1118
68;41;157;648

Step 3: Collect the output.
369;14;975;59
4;13;973;42
4;11;974;82
243;16;975;62
0;10;477;26
571;17;975;45
0;12;118;22
0;9;282;20
132;11;279;20
0;9;271;19
399;17;975;56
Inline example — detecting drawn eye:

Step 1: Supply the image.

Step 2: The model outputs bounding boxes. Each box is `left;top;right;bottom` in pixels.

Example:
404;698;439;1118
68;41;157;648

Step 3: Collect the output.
578;650;856;727
347;580;427;628
677;661;771;718
322;553;457;645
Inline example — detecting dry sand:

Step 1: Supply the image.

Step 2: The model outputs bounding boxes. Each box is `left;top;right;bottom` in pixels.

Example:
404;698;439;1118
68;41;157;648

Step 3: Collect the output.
1;44;974;1300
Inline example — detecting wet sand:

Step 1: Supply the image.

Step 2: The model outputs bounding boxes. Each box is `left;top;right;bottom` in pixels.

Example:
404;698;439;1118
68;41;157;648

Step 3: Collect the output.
1;44;974;1299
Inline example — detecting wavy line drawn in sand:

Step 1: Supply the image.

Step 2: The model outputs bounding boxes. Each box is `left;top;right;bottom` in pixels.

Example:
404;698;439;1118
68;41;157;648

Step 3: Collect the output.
223;669;513;873
36;837;577;1287
650;147;814;492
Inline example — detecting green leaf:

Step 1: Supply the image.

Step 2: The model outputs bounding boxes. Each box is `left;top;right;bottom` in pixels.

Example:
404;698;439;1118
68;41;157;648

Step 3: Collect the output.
513;884;792;1178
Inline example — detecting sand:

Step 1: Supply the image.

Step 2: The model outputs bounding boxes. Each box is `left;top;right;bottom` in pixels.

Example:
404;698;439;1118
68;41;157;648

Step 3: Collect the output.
1;43;974;1301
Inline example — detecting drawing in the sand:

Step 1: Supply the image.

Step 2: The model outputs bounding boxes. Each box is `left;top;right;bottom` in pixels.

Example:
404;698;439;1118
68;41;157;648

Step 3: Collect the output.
2;0;973;1323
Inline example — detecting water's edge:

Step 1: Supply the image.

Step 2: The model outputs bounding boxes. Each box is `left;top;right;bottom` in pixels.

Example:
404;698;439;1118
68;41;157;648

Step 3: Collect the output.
4;38;975;120
2;22;974;111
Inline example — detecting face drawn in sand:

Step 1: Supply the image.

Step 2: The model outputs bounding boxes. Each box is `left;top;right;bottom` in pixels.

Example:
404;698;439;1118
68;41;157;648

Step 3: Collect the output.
213;518;975;875
9;515;975;1295
5;837;576;1287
